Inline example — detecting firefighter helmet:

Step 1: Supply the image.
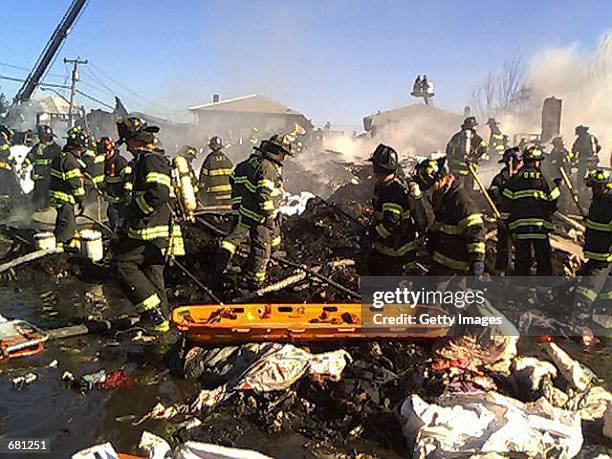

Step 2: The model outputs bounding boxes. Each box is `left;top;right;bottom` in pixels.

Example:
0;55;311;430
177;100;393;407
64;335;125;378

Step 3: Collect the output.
462;116;478;129
414;157;447;191
499;147;522;164
575;125;589;135
522;146;545;162
37;125;54;139
66;126;90;150
0;125;14;141
116;116;159;145
208;136;223;151
367;144;398;173
97;136;116;155
585;168;612;187
258;134;293;160
486;118;498;127
178;144;198;159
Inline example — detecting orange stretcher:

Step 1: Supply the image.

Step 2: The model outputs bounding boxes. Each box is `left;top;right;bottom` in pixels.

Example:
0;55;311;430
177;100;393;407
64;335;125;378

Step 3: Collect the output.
172;303;451;344
0;320;49;361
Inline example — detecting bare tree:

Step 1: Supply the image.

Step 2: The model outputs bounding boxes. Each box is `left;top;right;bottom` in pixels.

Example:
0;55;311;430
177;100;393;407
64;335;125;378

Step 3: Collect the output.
470;54;529;118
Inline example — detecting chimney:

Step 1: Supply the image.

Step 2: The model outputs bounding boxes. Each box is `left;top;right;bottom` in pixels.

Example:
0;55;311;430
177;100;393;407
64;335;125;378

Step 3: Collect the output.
212;94;220;103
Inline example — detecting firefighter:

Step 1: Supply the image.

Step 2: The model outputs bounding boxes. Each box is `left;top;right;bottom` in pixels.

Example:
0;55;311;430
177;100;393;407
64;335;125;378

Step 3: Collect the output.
0;125;20;210
502;146;560;275
489;147;523;275
100;137;131;230
49;127;87;247
218;135;290;290
486;118;507;160
199;136;233;208
229;147;261;221
546;137;570;177
82;135;106;201
177;145;200;195
111;117;184;333
362;144;425;276
570;125;601;186
572;168;611;325
23;125;61;210
414;157;485;276
446;117;487;191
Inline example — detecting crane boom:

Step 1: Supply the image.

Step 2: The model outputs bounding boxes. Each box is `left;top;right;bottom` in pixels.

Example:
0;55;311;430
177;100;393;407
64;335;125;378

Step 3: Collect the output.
13;0;88;104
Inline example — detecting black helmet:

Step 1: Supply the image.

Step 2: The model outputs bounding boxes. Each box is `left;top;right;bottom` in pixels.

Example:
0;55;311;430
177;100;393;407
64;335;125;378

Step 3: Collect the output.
37;125;54;138
575;125;589;135
523;146;545;162
258;134;293;160
367;144;398;173
66;126;90;150
208;136;223;151
462;116;478;129
178;144;198;159
414;157;447;191
585;168;612;188
499;147;522;164
97;137;116;155
116;117;159;145
0;125;14;141
486;118;497;126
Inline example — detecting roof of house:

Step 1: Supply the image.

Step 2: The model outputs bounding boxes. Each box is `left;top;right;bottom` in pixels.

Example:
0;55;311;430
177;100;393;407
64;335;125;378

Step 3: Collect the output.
363;103;463;131
188;94;302;116
39;96;71;115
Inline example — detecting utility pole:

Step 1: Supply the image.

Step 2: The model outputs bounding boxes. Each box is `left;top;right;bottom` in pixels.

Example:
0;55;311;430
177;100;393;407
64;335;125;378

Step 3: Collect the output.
64;57;87;128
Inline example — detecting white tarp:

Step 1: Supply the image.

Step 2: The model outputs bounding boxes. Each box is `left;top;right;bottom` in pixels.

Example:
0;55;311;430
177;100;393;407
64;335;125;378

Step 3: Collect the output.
401;392;583;458
279;191;314;216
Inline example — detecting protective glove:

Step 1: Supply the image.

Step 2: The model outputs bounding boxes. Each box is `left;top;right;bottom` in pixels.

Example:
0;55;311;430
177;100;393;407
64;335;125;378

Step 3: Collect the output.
469;261;485;277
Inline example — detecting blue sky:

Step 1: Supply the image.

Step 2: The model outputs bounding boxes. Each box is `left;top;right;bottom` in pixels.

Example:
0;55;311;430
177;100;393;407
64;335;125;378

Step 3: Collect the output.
1;0;610;127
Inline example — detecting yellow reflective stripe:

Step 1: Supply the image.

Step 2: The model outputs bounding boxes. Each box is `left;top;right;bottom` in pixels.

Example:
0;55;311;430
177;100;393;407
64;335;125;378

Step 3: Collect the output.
135;192;154;215
584;251;612;262
599;291;612;300
500;212;510;220
92;175;105;184
382;202;403;215
515;233;547;240
467;242;486;254
253;271;267;281
234;176;257;192
134;293;161;312
221;240;236;254
262;200;275;211
458;213;483;231
49;190;75;204
94;155;105;164
50;169;64;179
64;168;82;180
502;188;514;199
206;184;232;192
145;172;172;188
258;179;275;190
209;168;233;176
432;221;460;235
375;223;391;239
508;219;553;230
549;187;560;200
124;182;133;190
127;225;173;240
271;236;281;247
239;206;264;223
432;251;469;271
374;240;417;257
576;286;598;302
585;219;611;232
73;187;85;196
34;158;52;166
0;162;11;170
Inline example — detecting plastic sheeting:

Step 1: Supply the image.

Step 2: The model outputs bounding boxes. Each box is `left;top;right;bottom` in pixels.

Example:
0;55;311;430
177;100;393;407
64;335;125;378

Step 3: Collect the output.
401;392;583;458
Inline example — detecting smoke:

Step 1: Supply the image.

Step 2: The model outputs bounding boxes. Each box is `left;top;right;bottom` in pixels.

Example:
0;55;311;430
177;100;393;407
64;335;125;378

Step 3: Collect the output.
501;34;612;166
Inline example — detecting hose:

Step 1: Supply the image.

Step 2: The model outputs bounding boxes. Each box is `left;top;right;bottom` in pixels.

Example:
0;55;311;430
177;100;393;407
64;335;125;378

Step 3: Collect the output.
0;248;64;274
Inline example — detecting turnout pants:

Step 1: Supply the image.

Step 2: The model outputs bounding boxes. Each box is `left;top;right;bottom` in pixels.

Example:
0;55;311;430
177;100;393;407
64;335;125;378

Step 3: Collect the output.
113;239;168;316
495;221;511;273
107;203;122;230
513;237;552;276
54;204;76;246
32;178;50;210
220;218;281;286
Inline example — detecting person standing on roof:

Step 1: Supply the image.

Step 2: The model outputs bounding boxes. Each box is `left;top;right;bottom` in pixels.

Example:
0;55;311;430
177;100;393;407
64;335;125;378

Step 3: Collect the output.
23;125;61;210
486;118;508;160
361;144;425;275
570;125;601;187
217;135;290;291
445;117;487;192
489;147;523;275
0;125;20;211
49;126;87;248
501;146;560;275
198;136;233;208
112;117;184;334
414;157;485;276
